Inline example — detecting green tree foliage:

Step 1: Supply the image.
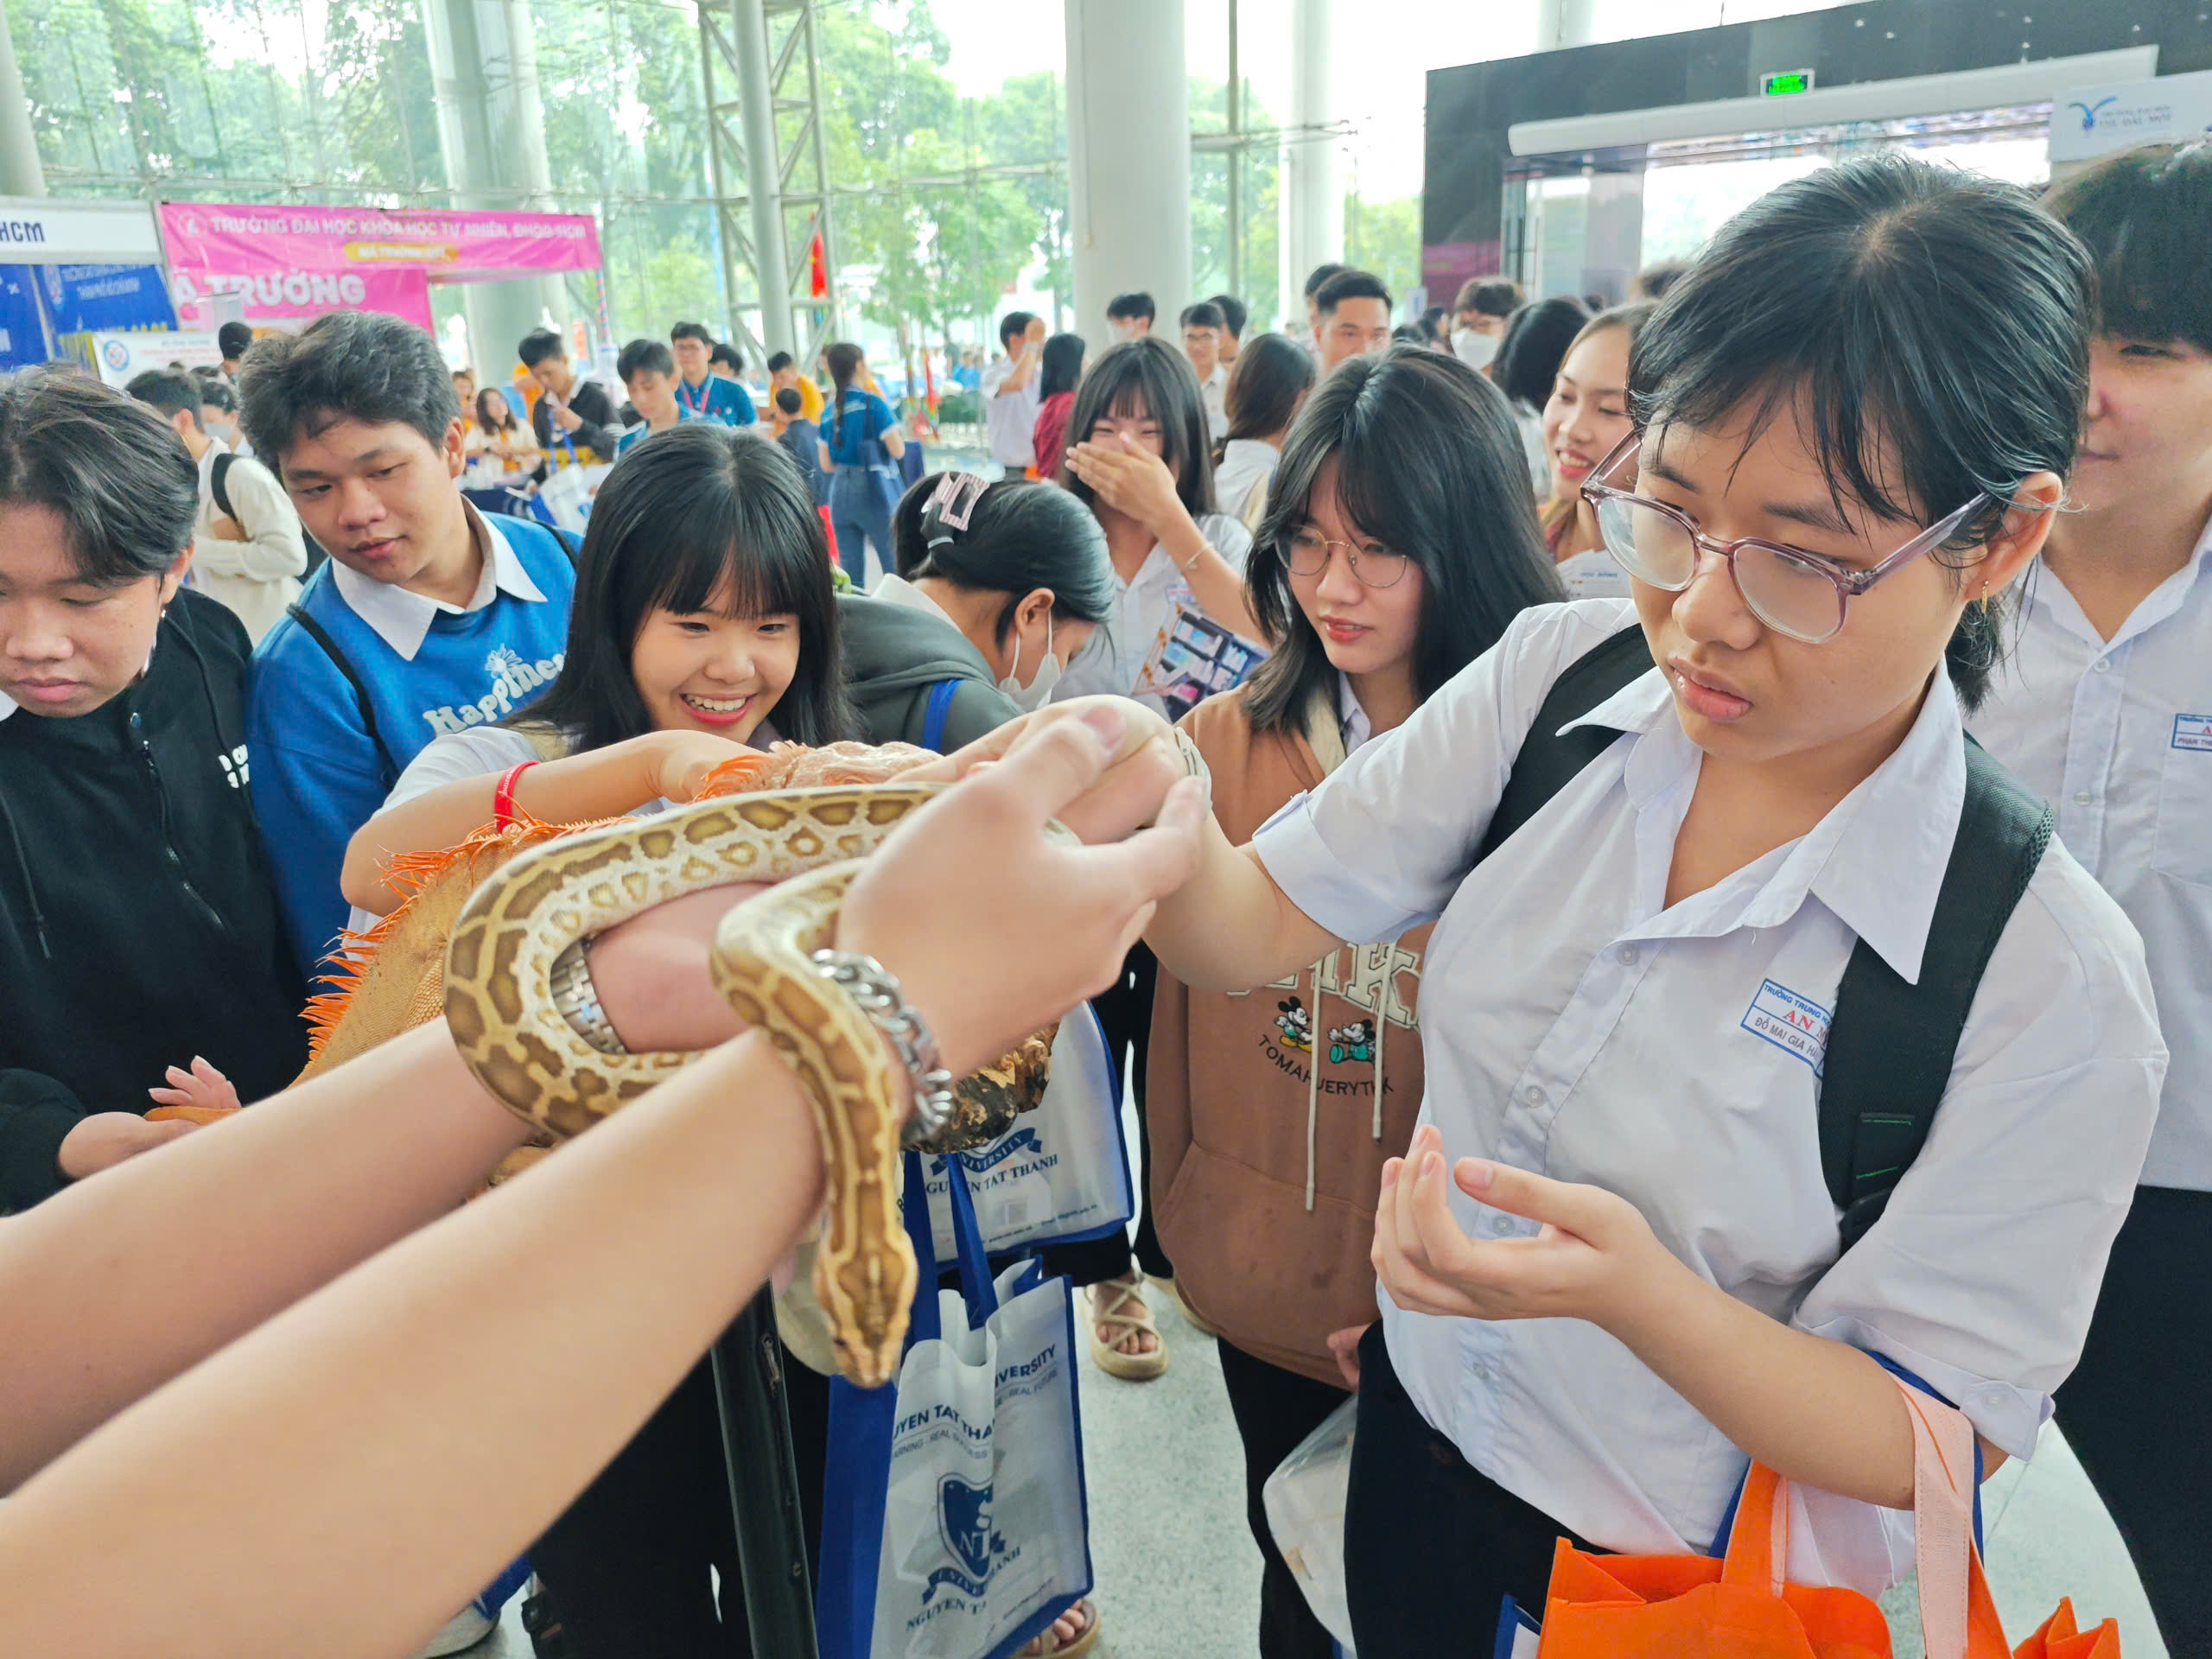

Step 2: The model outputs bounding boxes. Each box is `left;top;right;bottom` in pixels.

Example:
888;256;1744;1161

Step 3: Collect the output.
0;0;1397;353
1345;190;1422;313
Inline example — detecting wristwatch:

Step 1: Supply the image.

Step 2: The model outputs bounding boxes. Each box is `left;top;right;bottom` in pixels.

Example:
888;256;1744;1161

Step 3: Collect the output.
549;936;627;1056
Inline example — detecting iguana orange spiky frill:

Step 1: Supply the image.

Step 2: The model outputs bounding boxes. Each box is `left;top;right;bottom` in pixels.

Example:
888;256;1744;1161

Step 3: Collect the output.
296;740;1055;1140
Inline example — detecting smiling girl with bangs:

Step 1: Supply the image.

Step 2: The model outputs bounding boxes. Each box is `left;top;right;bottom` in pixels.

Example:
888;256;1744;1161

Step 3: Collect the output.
339;419;849;1656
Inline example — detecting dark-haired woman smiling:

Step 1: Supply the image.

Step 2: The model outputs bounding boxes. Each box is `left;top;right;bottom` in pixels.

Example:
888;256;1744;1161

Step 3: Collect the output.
927;156;2167;1649
1148;346;1560;1658
341;421;848;1658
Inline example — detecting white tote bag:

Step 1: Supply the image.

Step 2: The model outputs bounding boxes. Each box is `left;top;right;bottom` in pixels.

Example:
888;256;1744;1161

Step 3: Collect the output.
817;1157;1093;1659
919;1005;1131;1261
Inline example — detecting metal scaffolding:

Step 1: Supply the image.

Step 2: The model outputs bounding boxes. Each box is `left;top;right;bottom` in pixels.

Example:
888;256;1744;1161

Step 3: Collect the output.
698;0;836;368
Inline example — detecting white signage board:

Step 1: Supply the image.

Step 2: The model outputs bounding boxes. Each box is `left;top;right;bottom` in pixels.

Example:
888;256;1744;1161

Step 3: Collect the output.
69;328;226;387
2050;70;2212;162
0;198;164;266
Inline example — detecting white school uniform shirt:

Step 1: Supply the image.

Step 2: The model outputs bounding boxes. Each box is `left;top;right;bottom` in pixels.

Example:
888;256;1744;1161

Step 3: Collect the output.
1198;361;1228;442
1052;512;1255;715
1970;521;2212;1192
331;505;550;660
1212;437;1280;530
979;354;1039;470
1554;546;1632;602
1250;598;2164;1594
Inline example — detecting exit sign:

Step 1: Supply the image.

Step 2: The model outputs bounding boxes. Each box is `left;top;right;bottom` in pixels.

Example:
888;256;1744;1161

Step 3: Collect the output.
1762;68;1815;96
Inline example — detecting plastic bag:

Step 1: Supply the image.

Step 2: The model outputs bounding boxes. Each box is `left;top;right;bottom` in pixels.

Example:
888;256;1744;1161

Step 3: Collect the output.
1262;1395;1358;1654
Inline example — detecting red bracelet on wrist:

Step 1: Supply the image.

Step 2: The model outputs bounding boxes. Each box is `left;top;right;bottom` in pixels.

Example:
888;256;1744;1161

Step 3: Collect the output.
493;760;537;830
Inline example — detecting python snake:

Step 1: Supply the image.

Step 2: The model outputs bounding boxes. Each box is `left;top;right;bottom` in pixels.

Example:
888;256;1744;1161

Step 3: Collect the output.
443;784;948;1389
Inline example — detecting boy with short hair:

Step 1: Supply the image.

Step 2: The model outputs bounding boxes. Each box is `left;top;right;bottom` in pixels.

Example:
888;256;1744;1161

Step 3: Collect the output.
0;369;307;1212
518;328;621;464
1180;300;1229;439
766;348;823;423
670;321;756;426
126;368;306;644
244;312;578;972
1313;269;1393;372
981;310;1046;474
612;338;699;458
1105;291;1154;341
1206;292;1248;362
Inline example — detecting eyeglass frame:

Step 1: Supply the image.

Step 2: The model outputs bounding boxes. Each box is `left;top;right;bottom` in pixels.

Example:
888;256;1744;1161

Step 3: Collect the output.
1576;432;1991;645
1273;525;1412;590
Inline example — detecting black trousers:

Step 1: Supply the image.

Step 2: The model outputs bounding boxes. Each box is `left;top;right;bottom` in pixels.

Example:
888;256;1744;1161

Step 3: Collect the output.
1345;1324;1592;1656
1217;1338;1351;1659
1040;943;1172;1287
529;1343;832;1659
2053;1183;2212;1653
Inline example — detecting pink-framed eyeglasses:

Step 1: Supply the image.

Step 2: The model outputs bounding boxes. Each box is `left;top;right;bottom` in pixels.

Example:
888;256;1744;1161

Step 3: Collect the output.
1577;433;1989;645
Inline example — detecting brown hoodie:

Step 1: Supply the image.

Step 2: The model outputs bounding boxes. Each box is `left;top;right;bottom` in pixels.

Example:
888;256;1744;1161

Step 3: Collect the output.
1149;683;1430;1388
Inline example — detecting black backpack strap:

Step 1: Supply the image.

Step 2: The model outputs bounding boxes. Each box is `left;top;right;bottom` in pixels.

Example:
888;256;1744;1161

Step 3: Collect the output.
1820;737;2054;1249
283;602;399;785
1473;624;1654;861
210;450;236;521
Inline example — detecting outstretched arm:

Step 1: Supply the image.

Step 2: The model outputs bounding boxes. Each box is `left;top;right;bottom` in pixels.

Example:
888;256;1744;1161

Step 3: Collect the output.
341;729;741;913
0;709;1203;1659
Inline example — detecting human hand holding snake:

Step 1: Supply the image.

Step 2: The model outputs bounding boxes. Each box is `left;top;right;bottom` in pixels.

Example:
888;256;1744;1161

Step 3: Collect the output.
446;708;1206;1385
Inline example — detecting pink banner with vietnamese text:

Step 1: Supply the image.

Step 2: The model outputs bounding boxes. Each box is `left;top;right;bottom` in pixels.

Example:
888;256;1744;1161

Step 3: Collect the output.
159;202;602;330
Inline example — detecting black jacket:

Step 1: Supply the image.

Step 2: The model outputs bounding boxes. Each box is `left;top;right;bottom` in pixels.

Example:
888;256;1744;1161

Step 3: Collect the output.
0;590;308;1211
531;377;621;465
837;592;1020;753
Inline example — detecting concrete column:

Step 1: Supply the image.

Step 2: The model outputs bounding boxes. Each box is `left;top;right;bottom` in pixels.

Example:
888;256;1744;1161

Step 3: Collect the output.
1533;0;1599;50
0;4;47;198
422;0;570;373
1065;0;1190;341
731;0;794;359
1279;0;1340;329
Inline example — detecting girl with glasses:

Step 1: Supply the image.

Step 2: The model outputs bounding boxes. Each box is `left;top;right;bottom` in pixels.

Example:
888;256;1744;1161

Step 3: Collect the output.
1147;346;1560;1659
924;155;2166;1649
1967;141;2212;1649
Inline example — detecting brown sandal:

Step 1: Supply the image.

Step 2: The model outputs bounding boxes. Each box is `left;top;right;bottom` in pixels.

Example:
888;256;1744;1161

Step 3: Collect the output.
1086;1274;1168;1380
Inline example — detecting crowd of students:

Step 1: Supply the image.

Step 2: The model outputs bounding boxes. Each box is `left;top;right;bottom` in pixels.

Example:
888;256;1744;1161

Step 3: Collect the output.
0;138;2206;1659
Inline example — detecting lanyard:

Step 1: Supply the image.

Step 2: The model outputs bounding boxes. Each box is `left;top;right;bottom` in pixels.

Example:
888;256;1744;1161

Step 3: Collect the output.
677;376;713;416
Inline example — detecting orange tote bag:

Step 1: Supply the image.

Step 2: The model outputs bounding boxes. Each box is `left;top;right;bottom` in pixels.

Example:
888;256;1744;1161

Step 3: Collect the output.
1525;1380;2120;1659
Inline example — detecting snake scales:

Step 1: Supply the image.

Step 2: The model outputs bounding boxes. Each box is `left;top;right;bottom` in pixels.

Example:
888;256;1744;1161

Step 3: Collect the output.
443;783;1044;1389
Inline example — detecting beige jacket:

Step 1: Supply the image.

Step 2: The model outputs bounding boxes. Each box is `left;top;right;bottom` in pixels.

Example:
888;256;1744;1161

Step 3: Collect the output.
1150;684;1431;1387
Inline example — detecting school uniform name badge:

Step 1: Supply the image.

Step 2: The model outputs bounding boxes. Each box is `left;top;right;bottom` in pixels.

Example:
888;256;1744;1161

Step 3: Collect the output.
1741;979;1830;1077
2172;712;2212;753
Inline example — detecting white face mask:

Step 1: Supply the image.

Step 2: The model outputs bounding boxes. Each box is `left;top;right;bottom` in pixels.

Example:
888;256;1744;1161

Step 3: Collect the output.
997;614;1059;712
1452;327;1499;371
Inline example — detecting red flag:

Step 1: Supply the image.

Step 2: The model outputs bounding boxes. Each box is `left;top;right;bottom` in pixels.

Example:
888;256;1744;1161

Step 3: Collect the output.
809;232;828;300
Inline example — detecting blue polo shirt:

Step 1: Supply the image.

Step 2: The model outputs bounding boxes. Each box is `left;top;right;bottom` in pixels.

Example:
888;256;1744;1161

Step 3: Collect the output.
247;507;576;970
613;404;705;458
824;389;897;467
674;372;756;427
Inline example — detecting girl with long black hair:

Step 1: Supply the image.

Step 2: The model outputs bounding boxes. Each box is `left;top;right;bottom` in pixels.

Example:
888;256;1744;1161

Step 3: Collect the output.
1211;333;1316;531
930;156;2167;1649
341;422;850;1659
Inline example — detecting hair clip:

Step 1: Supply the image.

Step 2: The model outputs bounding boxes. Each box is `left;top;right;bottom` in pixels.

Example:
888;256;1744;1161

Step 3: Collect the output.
921;471;991;550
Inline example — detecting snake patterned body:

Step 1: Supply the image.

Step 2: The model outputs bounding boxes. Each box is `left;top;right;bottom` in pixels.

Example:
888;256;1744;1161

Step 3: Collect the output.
444;785;943;1388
